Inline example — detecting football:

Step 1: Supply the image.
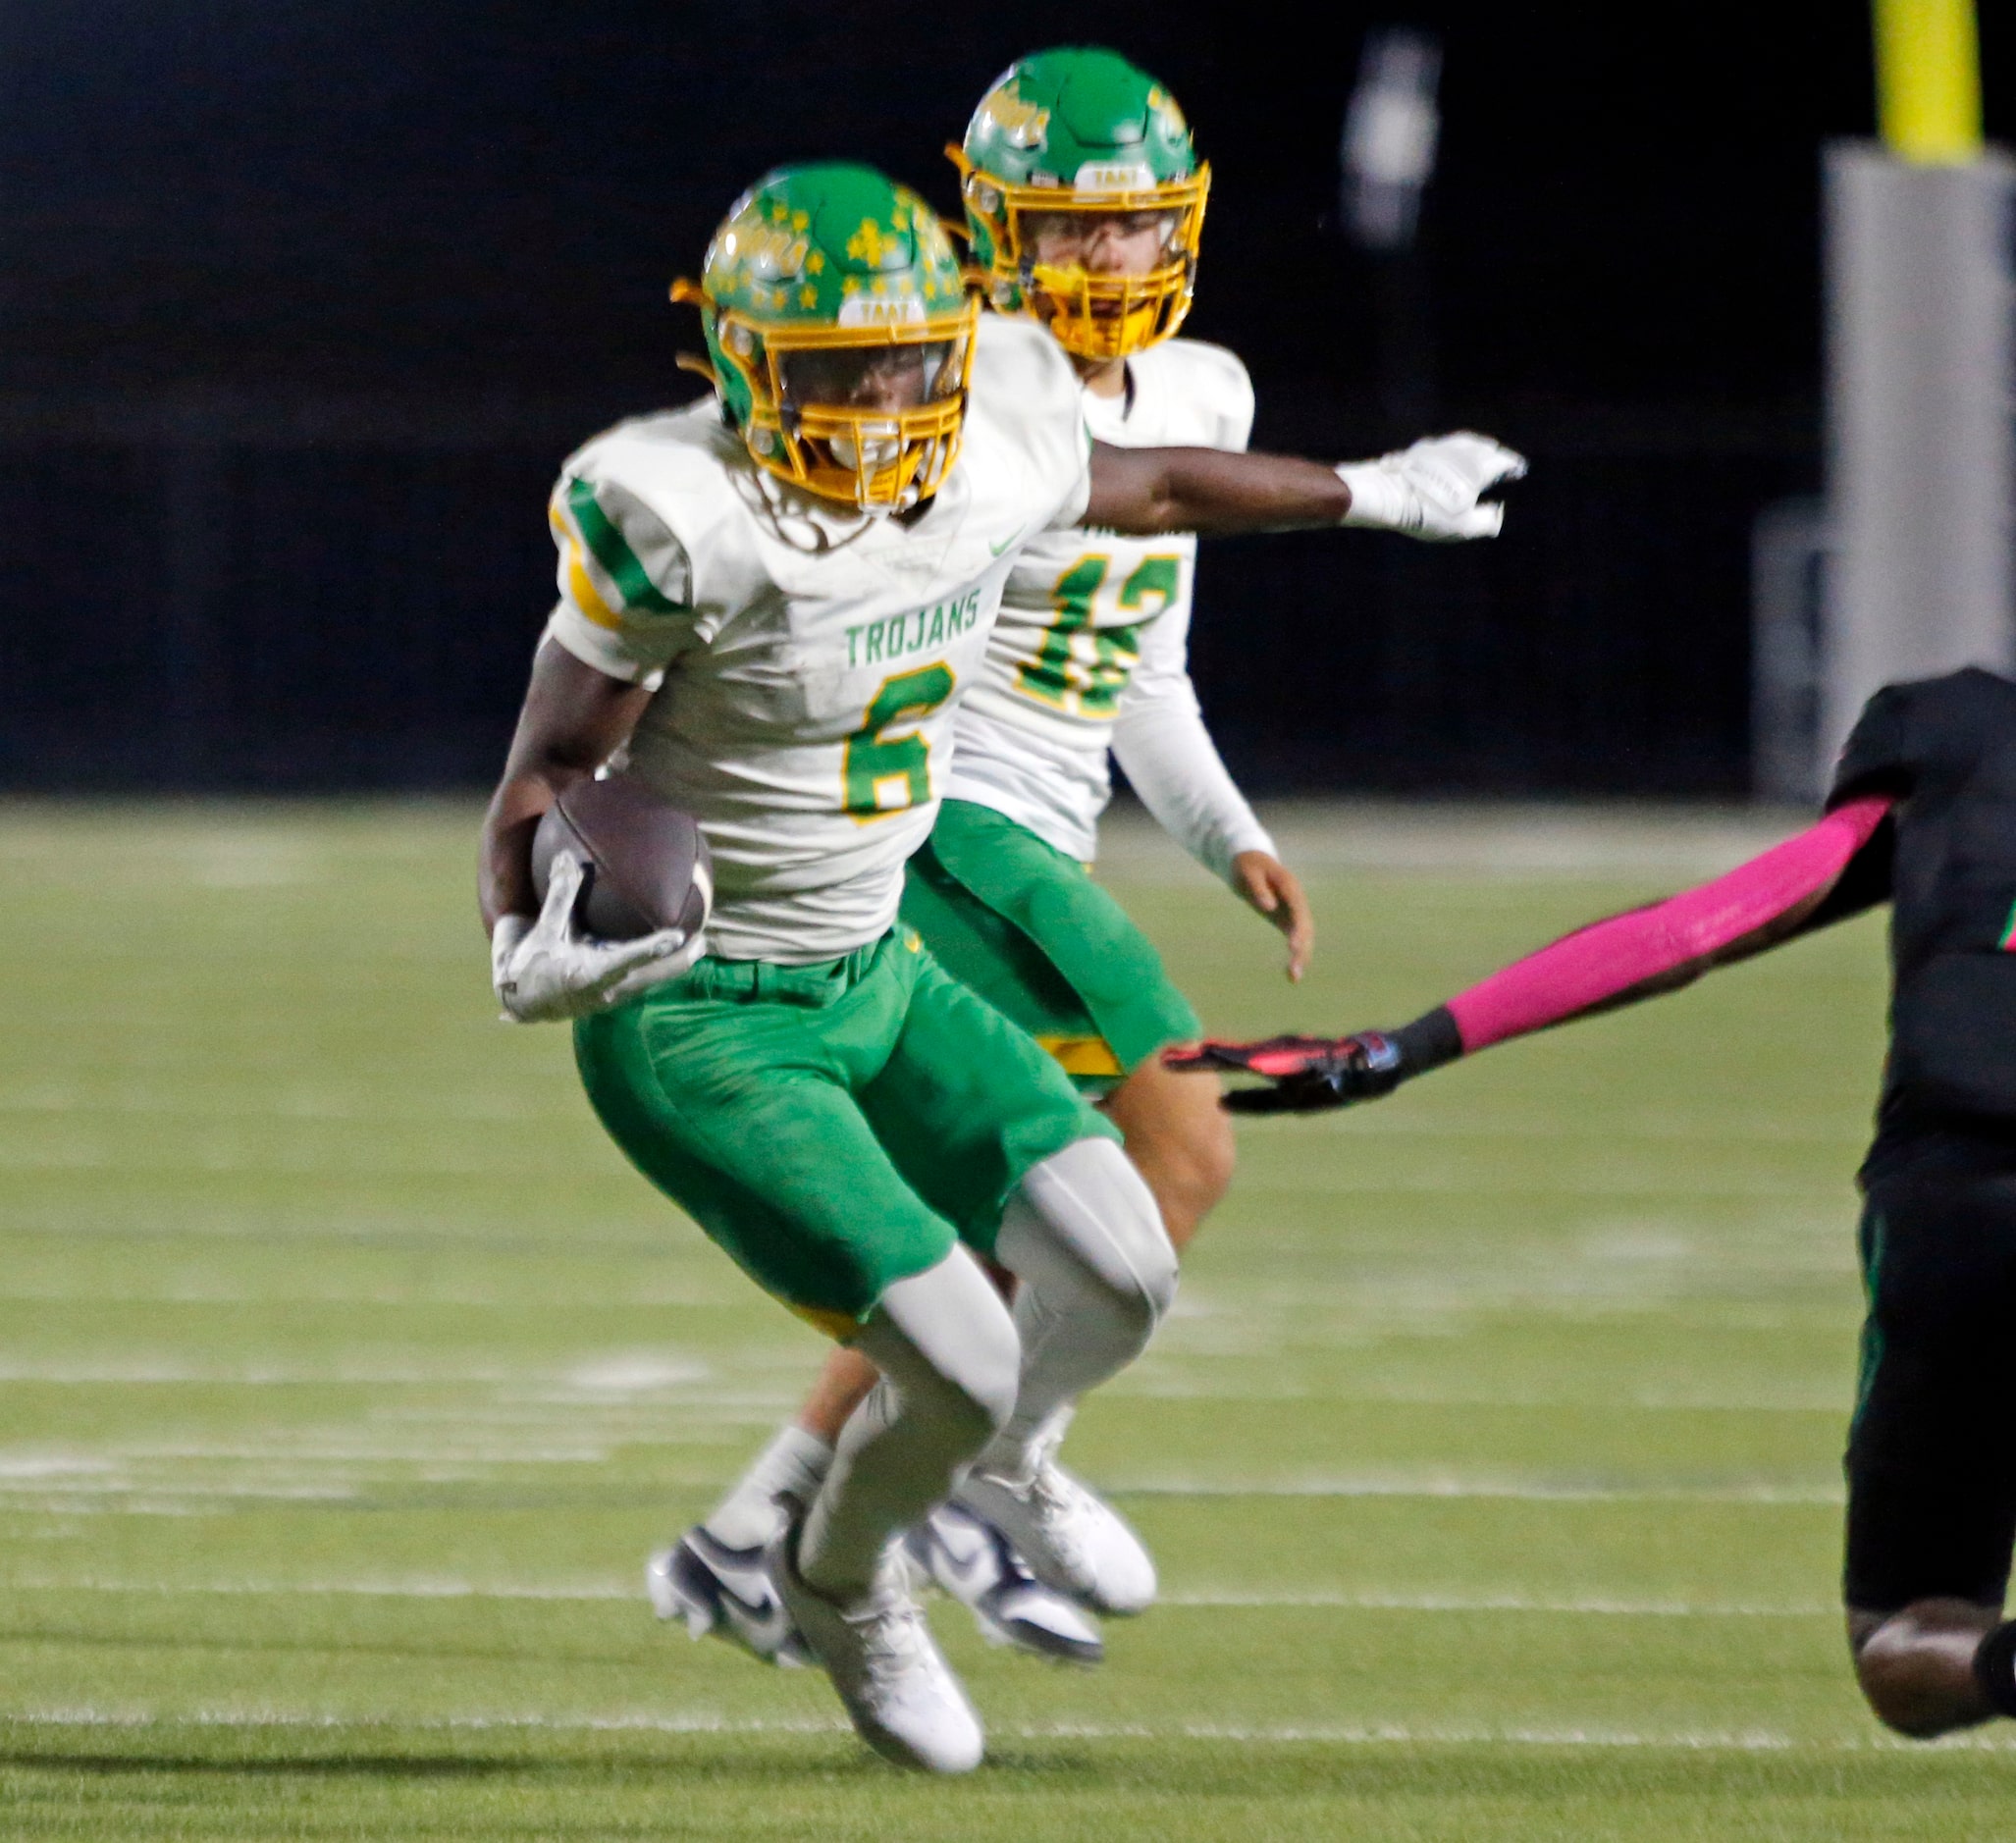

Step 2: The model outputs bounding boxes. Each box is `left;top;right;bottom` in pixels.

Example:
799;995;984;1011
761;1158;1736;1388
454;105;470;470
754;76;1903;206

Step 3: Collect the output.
530;774;713;943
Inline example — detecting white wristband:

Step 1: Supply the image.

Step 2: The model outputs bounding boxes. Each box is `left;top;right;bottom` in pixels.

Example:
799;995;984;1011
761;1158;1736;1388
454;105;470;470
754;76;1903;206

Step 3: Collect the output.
1334;460;1413;533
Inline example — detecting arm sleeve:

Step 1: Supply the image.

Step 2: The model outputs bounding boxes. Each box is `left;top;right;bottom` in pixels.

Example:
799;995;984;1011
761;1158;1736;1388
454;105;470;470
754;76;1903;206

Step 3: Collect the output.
1444;797;1896;1053
543;472;700;687
1110;597;1276;884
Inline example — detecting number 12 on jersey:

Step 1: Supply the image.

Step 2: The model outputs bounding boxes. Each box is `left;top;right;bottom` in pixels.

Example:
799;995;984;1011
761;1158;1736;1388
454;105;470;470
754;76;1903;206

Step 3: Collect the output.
1016;553;1181;719
843;662;956;821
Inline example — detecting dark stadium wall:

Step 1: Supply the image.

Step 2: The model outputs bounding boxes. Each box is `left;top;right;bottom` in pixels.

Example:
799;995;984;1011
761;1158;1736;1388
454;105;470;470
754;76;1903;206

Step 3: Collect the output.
0;1;2001;792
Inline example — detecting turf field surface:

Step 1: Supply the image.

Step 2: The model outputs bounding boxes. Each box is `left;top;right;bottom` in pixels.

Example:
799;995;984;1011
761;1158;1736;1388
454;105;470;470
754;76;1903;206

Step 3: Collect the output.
2;797;2005;1840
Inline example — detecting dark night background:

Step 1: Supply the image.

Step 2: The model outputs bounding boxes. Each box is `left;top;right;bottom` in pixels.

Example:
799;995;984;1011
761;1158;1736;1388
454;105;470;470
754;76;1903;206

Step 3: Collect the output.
0;1;2005;793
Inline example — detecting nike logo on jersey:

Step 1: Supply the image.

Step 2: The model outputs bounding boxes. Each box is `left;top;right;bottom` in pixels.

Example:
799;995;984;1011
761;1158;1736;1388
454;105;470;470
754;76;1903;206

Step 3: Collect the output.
988;528;1025;556
845;589;984;669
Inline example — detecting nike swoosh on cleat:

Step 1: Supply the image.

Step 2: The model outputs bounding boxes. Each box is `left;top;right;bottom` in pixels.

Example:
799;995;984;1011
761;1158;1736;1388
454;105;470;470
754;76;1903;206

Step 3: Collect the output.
933;1542;1003;1606
695;1556;791;1640
660;1535;807;1661
705;1559;807;1659
716;1589;799;1657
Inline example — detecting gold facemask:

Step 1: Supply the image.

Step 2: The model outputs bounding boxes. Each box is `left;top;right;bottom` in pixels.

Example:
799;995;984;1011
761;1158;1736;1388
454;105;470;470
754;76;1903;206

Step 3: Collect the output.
951;147;1210;360
677;281;981;513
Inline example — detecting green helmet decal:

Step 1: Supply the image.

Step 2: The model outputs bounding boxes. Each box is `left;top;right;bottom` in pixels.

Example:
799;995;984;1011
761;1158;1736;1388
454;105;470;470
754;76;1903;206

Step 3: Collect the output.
673;163;980;512
952;49;1209;359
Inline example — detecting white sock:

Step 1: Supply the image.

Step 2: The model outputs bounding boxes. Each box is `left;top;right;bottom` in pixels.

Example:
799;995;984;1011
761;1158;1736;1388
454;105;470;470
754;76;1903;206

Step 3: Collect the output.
701;1423;833;1551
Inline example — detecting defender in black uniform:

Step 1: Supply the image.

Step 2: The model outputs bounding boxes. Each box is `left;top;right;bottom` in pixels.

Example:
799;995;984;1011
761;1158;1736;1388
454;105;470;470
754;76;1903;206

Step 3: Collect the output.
1172;668;2016;1737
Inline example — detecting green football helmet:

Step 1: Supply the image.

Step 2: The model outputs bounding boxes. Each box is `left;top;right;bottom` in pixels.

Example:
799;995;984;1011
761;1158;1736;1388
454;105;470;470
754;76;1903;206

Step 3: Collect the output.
951;47;1208;361
672;163;980;512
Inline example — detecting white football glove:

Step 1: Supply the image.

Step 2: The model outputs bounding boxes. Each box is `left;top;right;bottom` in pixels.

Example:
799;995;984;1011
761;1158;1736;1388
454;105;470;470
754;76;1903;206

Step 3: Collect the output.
1336;433;1527;541
491;851;704;1024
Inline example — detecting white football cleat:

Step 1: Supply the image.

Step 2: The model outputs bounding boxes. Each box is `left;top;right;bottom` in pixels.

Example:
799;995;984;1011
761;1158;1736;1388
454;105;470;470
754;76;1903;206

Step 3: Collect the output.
768;1515;984;1774
953;1457;1156;1617
905;1501;1103;1665
646;1527;812;1667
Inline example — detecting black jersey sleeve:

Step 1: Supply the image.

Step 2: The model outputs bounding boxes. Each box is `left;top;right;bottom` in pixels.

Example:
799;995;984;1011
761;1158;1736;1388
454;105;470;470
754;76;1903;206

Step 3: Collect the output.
1849;668;2016;1144
1828;682;1920;807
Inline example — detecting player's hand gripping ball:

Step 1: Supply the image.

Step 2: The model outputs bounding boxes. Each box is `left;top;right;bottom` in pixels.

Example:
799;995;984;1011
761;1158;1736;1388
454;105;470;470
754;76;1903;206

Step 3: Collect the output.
1164;1031;1410;1114
492;778;713;1024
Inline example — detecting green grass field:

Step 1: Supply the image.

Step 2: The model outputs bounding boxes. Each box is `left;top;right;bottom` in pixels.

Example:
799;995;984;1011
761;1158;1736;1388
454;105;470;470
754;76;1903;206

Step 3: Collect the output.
1;798;2006;1840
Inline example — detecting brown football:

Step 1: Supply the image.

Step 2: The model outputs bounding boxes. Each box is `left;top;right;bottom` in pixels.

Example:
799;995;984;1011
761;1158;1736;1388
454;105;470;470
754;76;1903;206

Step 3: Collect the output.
530;774;712;943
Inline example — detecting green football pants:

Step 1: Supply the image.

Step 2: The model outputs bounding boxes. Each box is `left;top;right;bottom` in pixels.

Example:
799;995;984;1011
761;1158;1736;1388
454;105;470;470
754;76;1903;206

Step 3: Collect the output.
572;926;1117;1329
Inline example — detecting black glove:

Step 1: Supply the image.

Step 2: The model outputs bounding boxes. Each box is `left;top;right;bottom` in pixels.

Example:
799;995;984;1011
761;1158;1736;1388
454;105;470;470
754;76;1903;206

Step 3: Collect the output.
1163;1009;1461;1115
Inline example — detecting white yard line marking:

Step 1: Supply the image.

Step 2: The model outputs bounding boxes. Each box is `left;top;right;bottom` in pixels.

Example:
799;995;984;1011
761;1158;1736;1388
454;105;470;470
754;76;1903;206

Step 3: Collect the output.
0;1483;359;1503
6;1577;1834;1617
1161;1590;1832;1615
1329;1114;1860;1145
0;1353;732;1390
0;1089;569;1123
10;1577;638;1601
6;1707;2013;1752
0;1483;1845;1515
0;1363;520;1386
1;1709;848;1735
1111;1477;1843;1503
0;1475;1846;1512
0;1086;1861;1144
1109;1381;1849;1413
1218;1165;1842;1198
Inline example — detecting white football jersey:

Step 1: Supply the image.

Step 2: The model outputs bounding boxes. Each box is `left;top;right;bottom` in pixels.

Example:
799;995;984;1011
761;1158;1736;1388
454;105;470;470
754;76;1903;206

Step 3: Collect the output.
542;315;1091;963
945;339;1276;878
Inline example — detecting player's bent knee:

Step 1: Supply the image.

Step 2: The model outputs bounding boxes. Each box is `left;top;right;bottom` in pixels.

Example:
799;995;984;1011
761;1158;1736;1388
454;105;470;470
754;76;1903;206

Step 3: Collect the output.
1150;1118;1234;1232
1183;1110;1237;1214
1111;1063;1236;1240
1012;1136;1178;1332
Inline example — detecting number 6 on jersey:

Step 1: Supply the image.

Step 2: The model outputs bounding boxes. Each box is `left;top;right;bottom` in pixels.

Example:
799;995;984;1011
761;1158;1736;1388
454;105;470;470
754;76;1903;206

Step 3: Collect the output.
844;663;956;820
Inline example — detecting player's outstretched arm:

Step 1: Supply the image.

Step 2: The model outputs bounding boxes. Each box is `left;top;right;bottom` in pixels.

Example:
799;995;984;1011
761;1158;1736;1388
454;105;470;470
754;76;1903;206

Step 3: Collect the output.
1084;432;1526;541
1170;796;1896;1113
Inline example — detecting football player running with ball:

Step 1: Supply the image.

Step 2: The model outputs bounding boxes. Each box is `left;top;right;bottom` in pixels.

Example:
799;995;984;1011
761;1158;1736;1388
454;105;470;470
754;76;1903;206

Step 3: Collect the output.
1174;668;2016;1743
657;49;1526;1670
483;164;1519;1770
